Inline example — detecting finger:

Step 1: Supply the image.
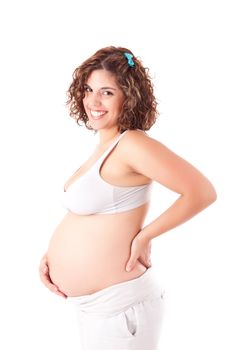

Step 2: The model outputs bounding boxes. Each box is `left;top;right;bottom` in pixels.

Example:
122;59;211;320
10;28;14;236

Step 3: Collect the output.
48;283;67;298
138;257;152;269
39;268;67;298
40;272;54;289
48;284;67;298
39;257;52;281
55;289;68;298
43;276;67;298
56;291;67;299
39;260;48;275
39;267;55;289
42;265;48;274
126;259;137;272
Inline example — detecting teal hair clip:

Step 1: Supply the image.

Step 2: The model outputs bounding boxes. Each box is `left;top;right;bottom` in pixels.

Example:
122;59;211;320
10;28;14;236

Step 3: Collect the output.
123;52;135;67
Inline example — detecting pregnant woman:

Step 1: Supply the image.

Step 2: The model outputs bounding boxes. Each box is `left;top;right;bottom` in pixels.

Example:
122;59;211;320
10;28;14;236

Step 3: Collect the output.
39;46;217;350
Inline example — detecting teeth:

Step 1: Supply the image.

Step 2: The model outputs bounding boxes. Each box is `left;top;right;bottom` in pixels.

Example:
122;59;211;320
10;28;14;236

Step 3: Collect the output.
90;110;106;118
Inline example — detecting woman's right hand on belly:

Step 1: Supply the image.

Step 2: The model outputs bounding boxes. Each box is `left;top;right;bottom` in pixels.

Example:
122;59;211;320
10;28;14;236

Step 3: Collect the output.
39;253;67;299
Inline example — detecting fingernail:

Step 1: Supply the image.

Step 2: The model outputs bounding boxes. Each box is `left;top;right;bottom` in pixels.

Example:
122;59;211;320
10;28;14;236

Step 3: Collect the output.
43;267;47;273
126;266;131;272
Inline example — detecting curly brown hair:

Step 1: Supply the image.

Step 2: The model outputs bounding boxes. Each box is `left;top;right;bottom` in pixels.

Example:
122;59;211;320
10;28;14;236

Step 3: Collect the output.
66;46;159;134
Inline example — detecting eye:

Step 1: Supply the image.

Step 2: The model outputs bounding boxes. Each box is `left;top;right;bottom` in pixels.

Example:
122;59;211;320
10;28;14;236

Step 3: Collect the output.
102;90;113;96
84;85;92;92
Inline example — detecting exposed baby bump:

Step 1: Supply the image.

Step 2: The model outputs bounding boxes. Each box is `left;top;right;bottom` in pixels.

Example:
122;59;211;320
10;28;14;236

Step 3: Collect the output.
47;246;147;297
46;208;149;296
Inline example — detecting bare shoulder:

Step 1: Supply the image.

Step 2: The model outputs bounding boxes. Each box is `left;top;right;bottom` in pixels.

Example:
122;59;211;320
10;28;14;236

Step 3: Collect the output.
119;128;167;175
122;129;154;147
120;129;164;156
120;129;217;197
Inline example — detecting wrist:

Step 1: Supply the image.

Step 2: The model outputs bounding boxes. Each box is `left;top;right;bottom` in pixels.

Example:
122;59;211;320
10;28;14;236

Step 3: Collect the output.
137;230;152;243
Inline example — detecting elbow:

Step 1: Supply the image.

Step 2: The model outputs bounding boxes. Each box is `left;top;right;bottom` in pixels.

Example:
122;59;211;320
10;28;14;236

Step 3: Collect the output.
204;191;217;208
204;183;218;204
209;188;217;203
185;183;217;207
202;189;217;211
196;177;218;204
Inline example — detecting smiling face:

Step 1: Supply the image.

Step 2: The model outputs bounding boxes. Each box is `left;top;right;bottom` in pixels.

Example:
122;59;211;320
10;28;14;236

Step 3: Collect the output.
82;69;125;132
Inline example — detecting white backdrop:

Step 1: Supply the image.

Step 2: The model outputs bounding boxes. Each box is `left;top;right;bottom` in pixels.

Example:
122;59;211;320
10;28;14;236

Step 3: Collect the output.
0;0;232;349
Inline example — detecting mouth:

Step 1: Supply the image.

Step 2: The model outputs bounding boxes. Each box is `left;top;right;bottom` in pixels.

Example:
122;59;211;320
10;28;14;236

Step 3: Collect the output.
90;109;107;120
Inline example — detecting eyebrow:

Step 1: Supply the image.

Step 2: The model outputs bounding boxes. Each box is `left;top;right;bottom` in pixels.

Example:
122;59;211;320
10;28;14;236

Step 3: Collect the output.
84;84;117;91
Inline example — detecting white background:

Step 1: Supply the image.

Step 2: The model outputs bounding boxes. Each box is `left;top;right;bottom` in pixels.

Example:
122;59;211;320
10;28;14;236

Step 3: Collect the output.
0;0;232;349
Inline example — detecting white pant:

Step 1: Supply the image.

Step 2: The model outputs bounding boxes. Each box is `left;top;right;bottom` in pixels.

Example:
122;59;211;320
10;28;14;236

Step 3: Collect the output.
67;267;166;350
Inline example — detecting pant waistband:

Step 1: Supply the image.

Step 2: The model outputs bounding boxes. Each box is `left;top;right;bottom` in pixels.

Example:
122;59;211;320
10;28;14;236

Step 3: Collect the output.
67;267;164;318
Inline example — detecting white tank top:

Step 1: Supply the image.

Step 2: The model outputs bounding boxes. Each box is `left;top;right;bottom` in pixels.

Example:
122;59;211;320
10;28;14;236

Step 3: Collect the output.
62;129;153;215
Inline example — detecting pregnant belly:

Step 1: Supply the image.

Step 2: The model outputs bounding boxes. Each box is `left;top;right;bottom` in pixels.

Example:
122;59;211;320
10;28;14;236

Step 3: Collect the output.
47;208;149;297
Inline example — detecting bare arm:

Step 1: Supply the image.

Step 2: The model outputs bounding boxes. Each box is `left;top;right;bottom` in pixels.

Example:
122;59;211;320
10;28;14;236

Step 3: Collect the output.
123;130;217;241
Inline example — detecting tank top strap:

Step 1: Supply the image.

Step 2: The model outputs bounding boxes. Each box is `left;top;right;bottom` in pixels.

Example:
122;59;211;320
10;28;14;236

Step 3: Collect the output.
95;130;129;168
